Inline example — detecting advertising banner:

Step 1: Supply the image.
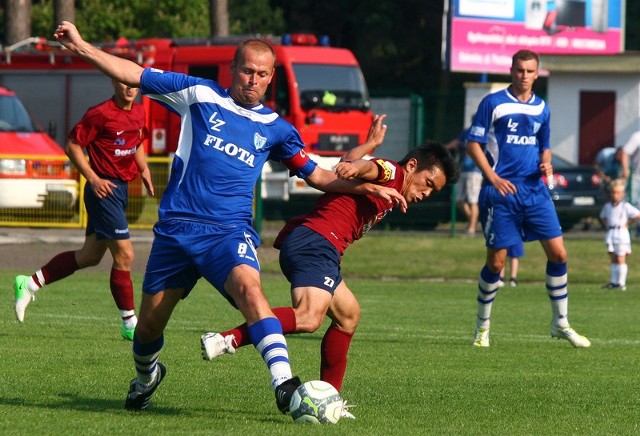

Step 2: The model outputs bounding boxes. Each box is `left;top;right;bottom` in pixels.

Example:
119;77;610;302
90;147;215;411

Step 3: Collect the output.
446;0;624;73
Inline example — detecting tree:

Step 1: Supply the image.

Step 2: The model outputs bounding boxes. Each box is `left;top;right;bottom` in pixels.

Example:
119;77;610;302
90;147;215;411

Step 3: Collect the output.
211;0;229;37
6;0;640;141
228;0;285;35
54;0;74;25
25;0;284;41
4;0;32;45
626;0;640;51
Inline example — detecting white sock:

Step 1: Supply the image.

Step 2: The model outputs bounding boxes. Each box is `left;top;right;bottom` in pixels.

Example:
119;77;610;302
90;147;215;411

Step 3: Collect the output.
610;263;618;284
547;272;569;328
122;313;137;329
618;263;628;286
476;277;499;329
27;274;43;293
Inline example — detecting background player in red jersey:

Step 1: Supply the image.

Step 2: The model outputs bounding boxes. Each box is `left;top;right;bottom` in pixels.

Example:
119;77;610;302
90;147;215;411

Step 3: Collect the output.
201;138;459;418
13;80;154;341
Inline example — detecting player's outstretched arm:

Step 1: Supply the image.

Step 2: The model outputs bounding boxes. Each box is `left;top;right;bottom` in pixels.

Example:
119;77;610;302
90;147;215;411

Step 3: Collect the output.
54;21;144;87
340;114;387;162
305;166;407;212
334;159;378;181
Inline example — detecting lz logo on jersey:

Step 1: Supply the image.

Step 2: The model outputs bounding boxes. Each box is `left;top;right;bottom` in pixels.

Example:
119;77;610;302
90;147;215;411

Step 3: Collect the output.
203;134;256;167
208;112;226;132
506;118;536;145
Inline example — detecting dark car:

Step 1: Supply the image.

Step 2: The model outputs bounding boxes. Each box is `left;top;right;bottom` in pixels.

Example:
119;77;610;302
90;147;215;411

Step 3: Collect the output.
544;155;605;230
262;156;605;232
382;154;606;231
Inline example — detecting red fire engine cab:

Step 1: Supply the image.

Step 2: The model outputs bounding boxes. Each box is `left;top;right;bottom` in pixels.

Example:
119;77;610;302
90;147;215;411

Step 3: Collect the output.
0;33;374;200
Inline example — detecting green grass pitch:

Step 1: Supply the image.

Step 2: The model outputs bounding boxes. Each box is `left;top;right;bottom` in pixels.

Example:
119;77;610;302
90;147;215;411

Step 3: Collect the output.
1;233;639;434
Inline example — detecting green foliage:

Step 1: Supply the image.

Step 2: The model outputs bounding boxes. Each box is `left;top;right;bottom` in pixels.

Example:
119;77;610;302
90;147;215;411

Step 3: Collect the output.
229;0;286;35
31;0;54;38
28;0;286;41
74;0;154;40
626;0;640;50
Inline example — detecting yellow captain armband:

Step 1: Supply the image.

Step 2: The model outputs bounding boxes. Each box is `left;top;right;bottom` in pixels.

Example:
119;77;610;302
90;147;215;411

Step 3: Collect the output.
374;158;394;183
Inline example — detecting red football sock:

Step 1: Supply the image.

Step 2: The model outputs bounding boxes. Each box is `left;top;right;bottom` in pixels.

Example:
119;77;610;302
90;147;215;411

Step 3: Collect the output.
36;251;79;286
223;306;297;348
110;268;135;315
320;325;353;392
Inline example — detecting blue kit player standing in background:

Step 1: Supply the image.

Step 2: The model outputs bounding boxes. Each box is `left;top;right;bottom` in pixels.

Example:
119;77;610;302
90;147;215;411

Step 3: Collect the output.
54;21;405;414
466;49;590;349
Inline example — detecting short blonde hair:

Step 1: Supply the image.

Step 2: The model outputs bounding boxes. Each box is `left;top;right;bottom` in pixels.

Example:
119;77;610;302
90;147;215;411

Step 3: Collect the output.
233;39;276;65
609;178;625;191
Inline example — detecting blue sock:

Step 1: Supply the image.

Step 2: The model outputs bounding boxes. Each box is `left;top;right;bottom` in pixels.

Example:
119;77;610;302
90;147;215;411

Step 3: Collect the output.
476;265;501;327
132;334;163;385
546;261;569;327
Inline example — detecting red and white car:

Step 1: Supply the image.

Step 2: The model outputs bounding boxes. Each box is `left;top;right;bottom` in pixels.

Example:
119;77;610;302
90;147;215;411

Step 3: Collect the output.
0;86;78;216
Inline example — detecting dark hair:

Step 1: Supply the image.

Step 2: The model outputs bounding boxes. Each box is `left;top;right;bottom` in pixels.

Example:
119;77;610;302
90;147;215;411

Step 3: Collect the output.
511;49;539;68
398;141;460;185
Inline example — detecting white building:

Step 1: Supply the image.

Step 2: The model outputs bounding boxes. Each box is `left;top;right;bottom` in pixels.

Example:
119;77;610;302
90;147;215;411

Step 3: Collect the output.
462;54;640;167
540;53;640;165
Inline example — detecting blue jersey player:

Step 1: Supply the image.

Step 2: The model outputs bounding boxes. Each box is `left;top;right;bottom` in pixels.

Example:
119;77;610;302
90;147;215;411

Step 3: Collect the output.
54;22;405;414
465;49;590;349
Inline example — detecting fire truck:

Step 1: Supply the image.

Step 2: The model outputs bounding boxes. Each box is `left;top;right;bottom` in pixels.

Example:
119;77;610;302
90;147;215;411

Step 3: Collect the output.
0;34;374;211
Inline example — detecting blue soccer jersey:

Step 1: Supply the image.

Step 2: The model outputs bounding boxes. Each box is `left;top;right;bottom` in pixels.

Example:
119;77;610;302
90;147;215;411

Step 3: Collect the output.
140;68;317;225
466;87;550;181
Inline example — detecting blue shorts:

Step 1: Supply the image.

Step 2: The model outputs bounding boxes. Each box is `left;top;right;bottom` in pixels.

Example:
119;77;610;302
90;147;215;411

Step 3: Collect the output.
142;219;261;305
479;179;562;249
278;226;343;294
84;179;130;240
507;240;525;258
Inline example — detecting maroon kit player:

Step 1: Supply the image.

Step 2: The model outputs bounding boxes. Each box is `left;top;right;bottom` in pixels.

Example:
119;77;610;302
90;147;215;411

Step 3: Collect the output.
14;80;154;341
201;141;459;418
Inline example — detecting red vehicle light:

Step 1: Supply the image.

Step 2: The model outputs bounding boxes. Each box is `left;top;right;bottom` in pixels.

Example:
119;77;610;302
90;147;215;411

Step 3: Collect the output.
543;173;567;188
288;33;318;46
29;159;72;178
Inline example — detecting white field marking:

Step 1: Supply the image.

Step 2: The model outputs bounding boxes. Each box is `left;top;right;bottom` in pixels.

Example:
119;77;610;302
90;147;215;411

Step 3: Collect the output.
33;313;213;329
34;314;640;346
35;313;111;322
355;329;640;346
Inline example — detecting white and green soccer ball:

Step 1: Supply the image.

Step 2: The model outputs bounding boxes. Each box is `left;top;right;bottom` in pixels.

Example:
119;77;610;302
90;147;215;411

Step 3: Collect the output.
289;380;343;424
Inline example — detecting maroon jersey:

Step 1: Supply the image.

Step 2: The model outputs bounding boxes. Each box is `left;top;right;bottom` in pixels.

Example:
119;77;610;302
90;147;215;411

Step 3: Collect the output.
275;158;404;255
69;98;147;181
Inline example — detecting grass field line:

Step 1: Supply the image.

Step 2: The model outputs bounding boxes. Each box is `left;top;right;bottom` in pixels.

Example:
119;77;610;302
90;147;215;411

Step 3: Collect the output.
18;313;113;322
357;329;640;346
22;313;640;346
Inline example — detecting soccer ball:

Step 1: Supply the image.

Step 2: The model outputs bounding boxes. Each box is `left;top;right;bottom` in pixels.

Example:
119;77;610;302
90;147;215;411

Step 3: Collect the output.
289;380;343;424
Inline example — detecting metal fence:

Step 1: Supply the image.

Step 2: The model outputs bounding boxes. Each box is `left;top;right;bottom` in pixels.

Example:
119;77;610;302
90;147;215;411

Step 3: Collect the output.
0;156;171;230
